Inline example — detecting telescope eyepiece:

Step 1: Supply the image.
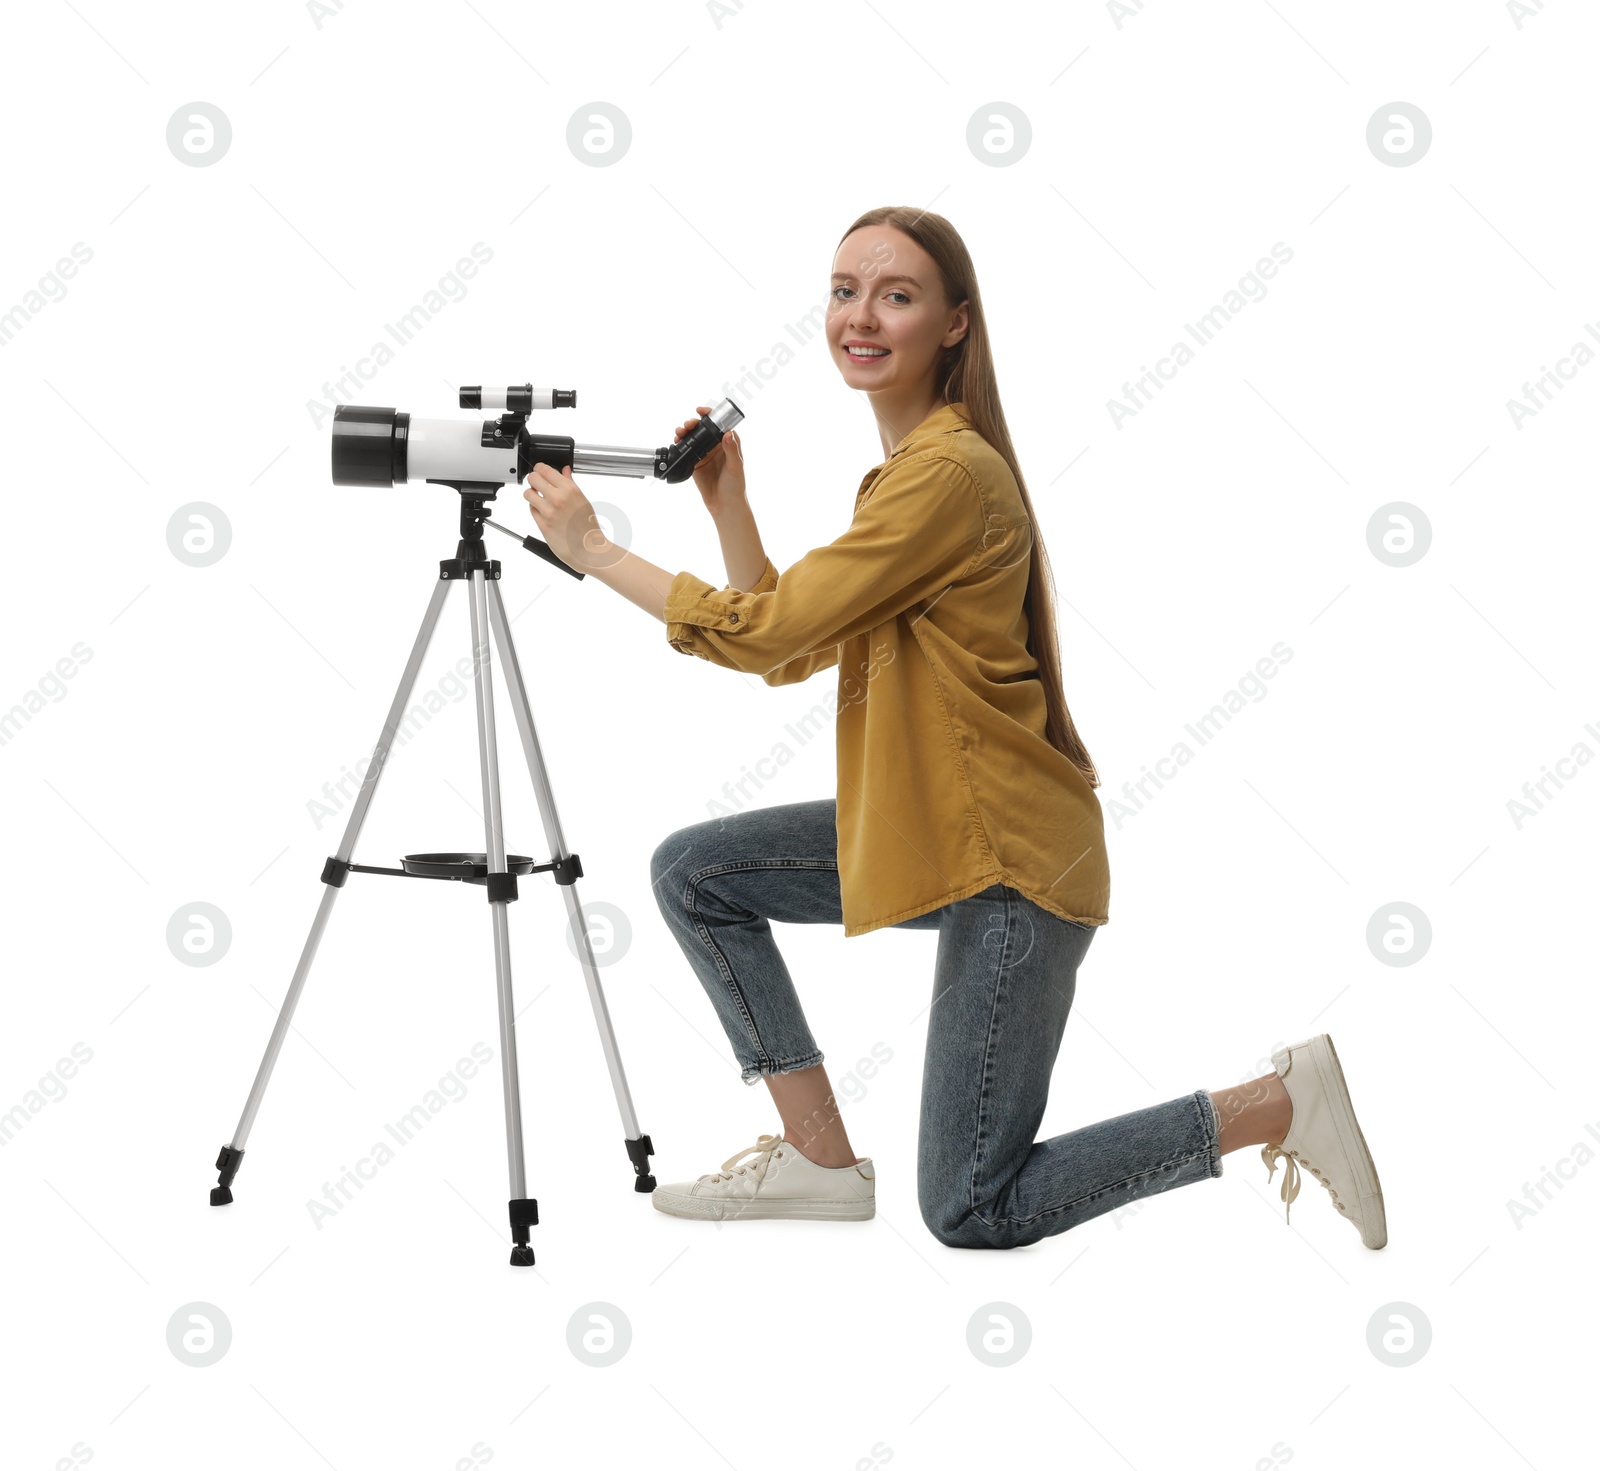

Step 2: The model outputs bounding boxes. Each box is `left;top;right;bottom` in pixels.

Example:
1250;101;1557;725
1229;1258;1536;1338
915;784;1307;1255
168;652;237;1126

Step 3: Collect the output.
707;398;743;433
656;397;744;483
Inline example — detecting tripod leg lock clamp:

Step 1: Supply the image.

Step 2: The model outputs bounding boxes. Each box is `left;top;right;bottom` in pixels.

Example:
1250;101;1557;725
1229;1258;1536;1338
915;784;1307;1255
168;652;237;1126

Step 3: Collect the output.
321;856;350;888
508;1196;539;1245
486;871;518;904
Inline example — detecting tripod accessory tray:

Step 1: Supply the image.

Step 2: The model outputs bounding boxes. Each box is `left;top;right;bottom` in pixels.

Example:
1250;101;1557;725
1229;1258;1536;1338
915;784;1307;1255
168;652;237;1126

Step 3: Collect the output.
321;850;583;893
319;849;589;907
402;851;536;882
400;852;533;904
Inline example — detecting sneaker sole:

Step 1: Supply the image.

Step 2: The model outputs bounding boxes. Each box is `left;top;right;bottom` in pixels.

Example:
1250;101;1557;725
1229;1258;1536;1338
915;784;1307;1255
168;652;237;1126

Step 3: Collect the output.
1308;1033;1387;1249
651;1192;875;1222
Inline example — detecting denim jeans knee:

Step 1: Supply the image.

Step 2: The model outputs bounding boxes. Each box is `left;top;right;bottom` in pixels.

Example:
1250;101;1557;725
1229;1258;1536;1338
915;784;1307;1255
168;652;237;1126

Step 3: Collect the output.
648;801;845;1084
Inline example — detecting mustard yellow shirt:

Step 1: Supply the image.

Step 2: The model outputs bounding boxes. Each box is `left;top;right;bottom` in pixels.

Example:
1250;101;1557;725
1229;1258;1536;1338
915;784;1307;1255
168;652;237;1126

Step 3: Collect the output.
663;400;1110;938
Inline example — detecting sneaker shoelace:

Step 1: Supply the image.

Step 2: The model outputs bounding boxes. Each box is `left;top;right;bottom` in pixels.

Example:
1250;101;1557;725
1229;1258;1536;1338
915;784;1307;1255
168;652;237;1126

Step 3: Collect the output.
1260;1142;1347;1224
699;1133;786;1186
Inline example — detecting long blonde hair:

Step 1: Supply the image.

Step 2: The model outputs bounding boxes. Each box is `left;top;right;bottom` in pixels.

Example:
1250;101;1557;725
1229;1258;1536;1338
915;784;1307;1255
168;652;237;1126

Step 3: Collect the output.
836;206;1100;788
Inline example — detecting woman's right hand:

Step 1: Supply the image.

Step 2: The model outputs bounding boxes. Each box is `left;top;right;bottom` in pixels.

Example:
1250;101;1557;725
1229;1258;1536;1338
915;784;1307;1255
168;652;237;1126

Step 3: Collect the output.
676;405;746;519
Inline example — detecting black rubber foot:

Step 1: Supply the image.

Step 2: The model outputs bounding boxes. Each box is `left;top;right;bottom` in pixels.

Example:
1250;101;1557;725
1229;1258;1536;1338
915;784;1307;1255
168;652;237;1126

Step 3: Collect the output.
624;1133;656;1192
210;1186;233;1206
509;1245;536;1267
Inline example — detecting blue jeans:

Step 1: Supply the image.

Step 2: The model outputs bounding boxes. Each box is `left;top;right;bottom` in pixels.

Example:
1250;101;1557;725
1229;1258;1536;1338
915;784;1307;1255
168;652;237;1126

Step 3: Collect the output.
649;797;1223;1250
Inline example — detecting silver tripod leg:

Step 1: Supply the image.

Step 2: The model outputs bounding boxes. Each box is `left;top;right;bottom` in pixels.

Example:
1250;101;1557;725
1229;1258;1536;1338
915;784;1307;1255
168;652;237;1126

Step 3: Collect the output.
485;578;654;1191
466;569;540;1265
210;575;454;1204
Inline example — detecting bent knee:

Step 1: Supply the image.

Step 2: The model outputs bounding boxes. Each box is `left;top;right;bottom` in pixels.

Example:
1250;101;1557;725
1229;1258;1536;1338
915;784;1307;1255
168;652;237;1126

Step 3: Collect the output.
920;1204;992;1249
649;823;719;908
918;1177;989;1249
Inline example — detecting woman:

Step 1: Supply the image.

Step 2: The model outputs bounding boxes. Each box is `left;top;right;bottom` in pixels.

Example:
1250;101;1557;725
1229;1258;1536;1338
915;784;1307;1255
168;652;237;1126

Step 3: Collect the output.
523;205;1386;1251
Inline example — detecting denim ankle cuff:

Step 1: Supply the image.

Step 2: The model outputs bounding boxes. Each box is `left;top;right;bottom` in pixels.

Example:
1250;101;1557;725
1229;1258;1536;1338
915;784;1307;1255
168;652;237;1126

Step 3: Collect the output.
1194;1088;1224;1178
740;1050;825;1085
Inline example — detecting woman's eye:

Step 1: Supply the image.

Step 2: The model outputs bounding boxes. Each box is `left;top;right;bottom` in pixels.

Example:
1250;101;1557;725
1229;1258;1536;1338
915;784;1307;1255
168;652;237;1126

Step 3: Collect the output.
831;286;912;304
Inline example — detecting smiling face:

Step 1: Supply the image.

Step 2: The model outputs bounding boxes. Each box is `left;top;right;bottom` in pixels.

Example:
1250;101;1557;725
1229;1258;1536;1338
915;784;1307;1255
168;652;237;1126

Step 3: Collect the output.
826;225;969;399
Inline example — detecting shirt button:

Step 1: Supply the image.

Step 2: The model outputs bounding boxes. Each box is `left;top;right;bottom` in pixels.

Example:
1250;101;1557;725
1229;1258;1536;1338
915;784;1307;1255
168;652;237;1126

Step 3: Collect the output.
728;612;741;624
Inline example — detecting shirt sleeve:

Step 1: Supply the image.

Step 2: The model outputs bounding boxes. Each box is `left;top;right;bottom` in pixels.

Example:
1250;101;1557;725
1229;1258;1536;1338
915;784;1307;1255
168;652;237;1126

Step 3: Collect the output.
761;642;842;687
663;454;989;678
747;556;779;594
731;557;840;685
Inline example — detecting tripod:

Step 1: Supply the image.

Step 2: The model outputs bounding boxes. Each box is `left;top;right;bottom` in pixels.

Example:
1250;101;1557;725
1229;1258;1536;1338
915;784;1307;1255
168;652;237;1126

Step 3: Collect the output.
209;487;656;1265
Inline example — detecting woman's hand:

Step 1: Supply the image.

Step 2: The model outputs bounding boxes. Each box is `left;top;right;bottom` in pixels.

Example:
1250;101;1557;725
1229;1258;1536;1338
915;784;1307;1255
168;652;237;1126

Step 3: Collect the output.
676;404;746;520
523;463;620;572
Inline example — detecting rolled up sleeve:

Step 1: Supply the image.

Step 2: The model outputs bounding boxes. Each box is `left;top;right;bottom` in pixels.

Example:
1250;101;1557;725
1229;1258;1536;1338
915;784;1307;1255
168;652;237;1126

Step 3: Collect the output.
748;557;780;595
695;555;840;684
664;455;989;677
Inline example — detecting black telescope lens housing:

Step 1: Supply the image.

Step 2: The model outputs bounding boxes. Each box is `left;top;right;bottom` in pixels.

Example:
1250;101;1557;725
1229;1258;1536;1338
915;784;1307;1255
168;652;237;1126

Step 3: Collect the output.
331;405;409;487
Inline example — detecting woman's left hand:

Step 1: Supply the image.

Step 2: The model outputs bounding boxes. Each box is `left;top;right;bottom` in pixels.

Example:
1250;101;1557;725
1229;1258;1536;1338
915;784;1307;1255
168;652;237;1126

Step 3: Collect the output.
523;463;613;571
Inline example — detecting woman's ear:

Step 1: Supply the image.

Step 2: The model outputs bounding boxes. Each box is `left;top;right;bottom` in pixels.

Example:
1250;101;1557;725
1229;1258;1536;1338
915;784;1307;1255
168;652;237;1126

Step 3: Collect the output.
944;300;971;348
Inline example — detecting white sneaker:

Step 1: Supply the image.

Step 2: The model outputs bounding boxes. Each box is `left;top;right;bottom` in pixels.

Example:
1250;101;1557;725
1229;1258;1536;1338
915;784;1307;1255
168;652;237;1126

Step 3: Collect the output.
651;1133;876;1222
1261;1034;1387;1249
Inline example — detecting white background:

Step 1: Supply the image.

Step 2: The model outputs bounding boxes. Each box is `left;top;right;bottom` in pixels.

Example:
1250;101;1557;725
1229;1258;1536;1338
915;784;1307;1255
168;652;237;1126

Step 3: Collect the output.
1;1;1594;1466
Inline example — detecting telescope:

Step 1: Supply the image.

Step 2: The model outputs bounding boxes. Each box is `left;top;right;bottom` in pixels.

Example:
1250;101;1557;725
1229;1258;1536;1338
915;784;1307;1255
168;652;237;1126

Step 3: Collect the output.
331;384;742;490
331;386;742;579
